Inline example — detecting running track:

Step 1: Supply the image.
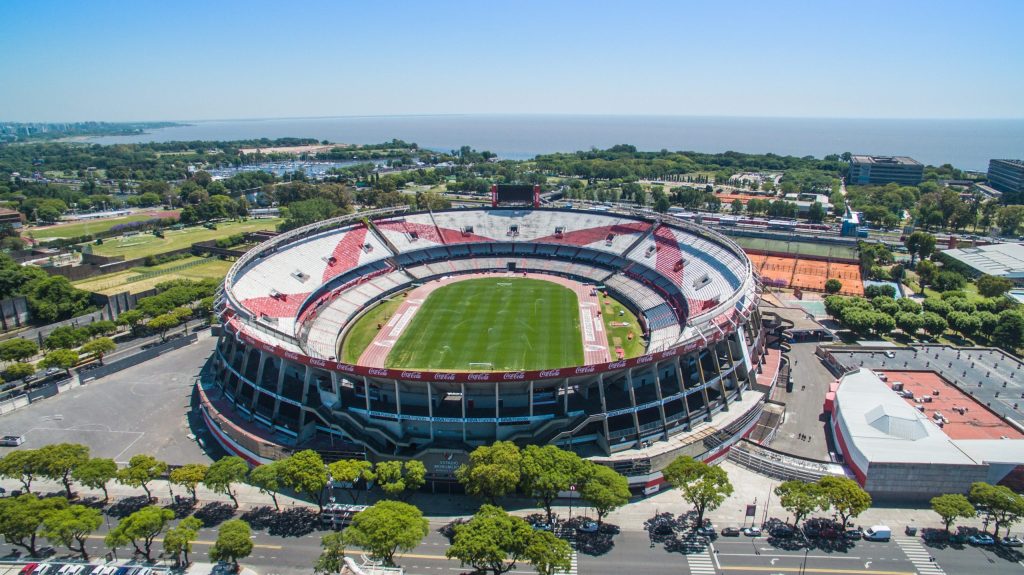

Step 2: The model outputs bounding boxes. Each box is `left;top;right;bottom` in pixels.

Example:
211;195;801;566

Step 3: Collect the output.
356;272;613;369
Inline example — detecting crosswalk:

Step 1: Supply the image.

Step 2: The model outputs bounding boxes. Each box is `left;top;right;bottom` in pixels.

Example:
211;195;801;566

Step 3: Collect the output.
686;548;717;575
556;549;578;575
896;538;945;575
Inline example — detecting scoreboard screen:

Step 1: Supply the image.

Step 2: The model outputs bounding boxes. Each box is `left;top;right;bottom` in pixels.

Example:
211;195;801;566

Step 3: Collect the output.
496;184;536;203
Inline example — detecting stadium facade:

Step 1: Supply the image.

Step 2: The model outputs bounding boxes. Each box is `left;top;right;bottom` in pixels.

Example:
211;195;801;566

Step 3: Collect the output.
204;207;768;484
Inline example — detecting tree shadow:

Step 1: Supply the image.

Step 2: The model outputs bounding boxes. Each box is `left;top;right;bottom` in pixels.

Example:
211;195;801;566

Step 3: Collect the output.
107;495;151;518
164;498;197;519
194;502;236;527
267;507;320;537
240;506;279;531
563;516;618;556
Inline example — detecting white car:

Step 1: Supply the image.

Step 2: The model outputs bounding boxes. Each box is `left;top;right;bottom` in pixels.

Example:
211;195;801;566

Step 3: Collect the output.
0;435;25;446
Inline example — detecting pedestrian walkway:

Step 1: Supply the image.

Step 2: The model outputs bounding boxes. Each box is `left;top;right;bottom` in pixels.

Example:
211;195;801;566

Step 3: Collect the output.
895;538;944;575
685;548;716;575
556;550;578;575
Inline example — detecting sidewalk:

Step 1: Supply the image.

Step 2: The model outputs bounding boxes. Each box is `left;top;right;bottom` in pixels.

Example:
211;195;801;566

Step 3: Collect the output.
3;460;986;536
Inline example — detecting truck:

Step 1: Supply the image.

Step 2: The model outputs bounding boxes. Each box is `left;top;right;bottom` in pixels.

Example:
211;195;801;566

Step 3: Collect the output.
864;525;891;541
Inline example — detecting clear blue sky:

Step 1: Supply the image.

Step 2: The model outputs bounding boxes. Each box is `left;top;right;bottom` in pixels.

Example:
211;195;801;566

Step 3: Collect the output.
2;0;1022;121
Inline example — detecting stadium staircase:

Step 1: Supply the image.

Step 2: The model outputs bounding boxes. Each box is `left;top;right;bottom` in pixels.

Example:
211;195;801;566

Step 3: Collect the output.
600;222;659;282
427;209;448;245
364;218;407;273
548;412;607;444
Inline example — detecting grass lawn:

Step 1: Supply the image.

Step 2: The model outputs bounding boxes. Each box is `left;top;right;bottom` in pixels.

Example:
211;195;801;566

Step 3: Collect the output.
384;277;584;371
599;293;647;359
340;294;408;364
27;211;181;240
85;218;281;260
73;256;231;295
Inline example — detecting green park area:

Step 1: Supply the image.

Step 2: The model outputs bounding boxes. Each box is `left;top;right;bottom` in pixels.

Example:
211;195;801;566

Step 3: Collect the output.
84;218;281;260
73;256;231;295
341;294;408;364
599;293;646;359
27;211;181;240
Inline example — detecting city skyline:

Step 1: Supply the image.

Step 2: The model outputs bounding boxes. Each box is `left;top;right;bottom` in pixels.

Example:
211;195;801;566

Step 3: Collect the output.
1;0;1023;122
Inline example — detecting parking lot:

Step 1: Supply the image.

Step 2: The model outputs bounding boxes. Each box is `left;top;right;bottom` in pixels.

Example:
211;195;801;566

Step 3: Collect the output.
0;337;220;465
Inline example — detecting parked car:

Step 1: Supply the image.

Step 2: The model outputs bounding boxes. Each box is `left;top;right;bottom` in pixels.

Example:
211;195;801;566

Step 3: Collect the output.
742;526;762;537
1000;536;1023;547
864;525;892;542
844;529;864;540
720;527;741;537
19;563;38;575
695;525;716;537
968;534;996;546
577;521;599;534
770;525;796;538
531;522;553;532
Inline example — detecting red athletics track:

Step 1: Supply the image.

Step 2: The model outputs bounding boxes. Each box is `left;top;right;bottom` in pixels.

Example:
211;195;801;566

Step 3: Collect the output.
356;272;613;369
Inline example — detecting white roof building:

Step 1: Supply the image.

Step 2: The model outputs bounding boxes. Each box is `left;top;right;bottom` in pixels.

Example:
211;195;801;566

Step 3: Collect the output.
941;243;1024;282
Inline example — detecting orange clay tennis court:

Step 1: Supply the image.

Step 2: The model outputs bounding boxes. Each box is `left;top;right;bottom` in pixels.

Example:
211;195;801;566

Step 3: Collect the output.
747;253;864;296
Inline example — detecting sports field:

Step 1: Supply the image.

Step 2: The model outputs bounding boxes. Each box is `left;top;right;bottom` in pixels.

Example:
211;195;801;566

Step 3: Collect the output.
84;218;281;260
27;210;181;240
73;256;230;295
383;277;585;371
732;236;859;260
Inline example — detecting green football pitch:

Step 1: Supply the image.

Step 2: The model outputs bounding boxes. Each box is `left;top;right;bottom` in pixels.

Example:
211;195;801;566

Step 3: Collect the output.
384;277;585;371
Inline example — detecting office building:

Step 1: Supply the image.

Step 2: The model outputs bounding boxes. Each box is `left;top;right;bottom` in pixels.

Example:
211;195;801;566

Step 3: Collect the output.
847;155;924;186
987;159;1024;202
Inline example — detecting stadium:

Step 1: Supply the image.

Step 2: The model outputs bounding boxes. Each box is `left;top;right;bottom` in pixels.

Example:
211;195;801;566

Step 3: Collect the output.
204;196;769;486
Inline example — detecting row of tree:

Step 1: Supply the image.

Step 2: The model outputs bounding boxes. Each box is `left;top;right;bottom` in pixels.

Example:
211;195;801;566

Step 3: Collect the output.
930;482;1024;537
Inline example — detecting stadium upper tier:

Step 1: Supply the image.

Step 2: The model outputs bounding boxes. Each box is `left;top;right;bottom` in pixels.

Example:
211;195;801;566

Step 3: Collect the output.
219;207;757;378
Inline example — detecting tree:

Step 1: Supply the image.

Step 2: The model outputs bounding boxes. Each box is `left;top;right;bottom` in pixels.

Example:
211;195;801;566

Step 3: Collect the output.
948;311;981;338
807;201;826;223
934;271;967;293
4;362;36;380
105;506;175;562
72;457;118;502
730;199;743;215
895;312;924;338
824;279;842;294
921;312;948;338
80;337;116;364
170;463;208;503
969;482;1024;537
0;449;44;491
0;338;38;362
117;310;145;336
374;460;426;500
147;313;180;342
446;504;536;575
977;275;1014;298
314;531;347;575
279;450;329;512
249;461;284;510
36;442;89;498
116;454;168;499
579;463;631;526
774;480;824;527
456;441;523;503
328;459;376;504
41;504;103;560
0;494;68;556
661;456;734;528
993;310;1024;351
520;445;588;525
342;501;428;567
210;519;254;569
996;205;1024;236
653;196;671;213
85;320;117;337
43;326;90;350
524;529;572;575
915;260;938;290
38;349;79;376
930;494;975;534
163;517;203;568
904;231;936;266
818;476;872;528
205;456;249;508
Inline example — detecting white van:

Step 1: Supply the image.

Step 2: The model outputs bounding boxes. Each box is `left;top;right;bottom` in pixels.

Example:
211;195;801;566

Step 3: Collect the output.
864;525;891;541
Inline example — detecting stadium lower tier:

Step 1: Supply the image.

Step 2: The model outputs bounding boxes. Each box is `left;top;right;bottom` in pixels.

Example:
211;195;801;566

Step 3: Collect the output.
207;307;765;467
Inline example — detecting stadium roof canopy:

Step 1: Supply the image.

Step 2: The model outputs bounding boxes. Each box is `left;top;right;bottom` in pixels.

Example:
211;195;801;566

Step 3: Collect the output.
941;242;1024;280
835;368;975;465
835;369;1024;467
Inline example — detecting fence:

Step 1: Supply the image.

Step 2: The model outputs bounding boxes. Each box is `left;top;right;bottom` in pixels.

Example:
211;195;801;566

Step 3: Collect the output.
80;333;199;382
